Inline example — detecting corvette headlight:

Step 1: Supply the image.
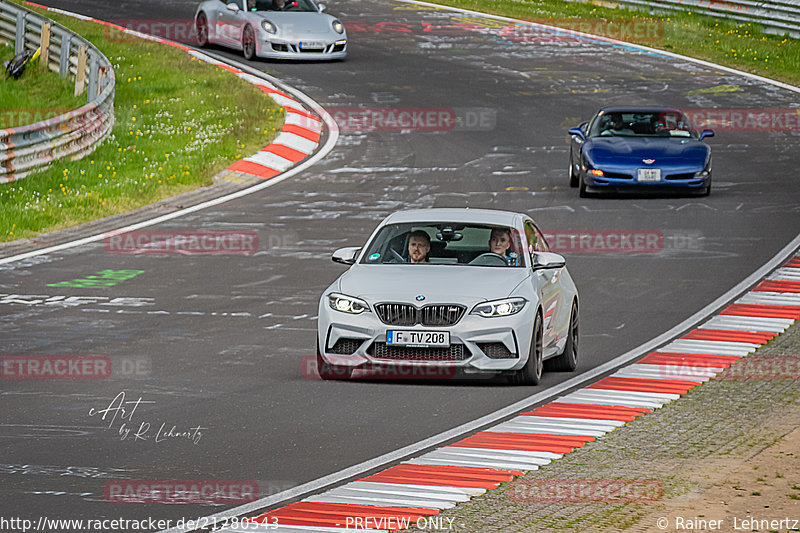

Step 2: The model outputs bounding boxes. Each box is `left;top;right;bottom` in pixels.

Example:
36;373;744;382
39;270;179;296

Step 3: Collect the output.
471;297;527;318
693;170;709;179
262;20;277;34
332;19;344;34
328;293;369;314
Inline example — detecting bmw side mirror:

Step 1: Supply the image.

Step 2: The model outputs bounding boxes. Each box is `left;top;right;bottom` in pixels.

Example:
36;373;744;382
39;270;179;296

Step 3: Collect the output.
699;129;715;141
332;246;361;265
532;251;566;270
318;3;327;11
568;127;586;141
226;2;240;12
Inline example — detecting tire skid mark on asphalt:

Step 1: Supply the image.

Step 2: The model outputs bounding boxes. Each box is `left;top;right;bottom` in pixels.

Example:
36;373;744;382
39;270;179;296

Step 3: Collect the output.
213;254;800;532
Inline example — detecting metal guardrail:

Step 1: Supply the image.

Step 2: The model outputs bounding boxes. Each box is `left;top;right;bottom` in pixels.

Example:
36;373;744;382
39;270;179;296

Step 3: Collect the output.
586;0;800;38
0;0;114;183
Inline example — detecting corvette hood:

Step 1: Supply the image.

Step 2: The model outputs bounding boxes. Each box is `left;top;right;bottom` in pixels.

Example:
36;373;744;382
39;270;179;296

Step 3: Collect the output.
336;264;531;304
587;137;709;165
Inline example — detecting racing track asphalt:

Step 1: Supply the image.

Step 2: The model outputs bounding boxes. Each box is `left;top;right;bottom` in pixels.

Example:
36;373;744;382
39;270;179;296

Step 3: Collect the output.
1;0;799;528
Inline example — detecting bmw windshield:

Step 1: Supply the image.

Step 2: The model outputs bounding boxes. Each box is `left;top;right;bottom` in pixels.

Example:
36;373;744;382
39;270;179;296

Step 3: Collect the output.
360;223;528;267
589;110;698;139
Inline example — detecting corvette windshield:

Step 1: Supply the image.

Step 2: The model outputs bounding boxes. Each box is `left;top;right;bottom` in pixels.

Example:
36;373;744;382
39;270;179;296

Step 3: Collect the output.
249;0;317;12
360;223;527;267
589;111;697;138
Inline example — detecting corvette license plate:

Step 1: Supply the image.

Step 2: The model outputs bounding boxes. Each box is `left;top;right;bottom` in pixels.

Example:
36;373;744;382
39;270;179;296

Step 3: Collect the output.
299;41;325;50
387;330;450;347
637;168;662;182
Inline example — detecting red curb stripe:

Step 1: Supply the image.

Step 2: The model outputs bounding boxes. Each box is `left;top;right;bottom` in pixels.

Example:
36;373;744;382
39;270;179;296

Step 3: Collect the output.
24;1;49;7
285;106;322;122
361;464;520;489
720;304;800;319
227;160;280;179
281;124;321;142
216;63;243;74
588;376;700;394
522;402;650;421
681;328;776;344
262;144;307;163
638;352;739;368
456;432;594;446
753;280;800;293
267;502;438;517
785;257;800;268
449;437;577;454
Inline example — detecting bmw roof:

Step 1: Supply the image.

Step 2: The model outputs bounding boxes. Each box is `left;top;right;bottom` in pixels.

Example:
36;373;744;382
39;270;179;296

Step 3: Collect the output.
383;208;523;226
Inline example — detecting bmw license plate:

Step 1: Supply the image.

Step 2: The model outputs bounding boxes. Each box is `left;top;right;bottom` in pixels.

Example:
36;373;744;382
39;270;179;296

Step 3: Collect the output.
387;330;450;347
299;41;325;50
637;168;662;182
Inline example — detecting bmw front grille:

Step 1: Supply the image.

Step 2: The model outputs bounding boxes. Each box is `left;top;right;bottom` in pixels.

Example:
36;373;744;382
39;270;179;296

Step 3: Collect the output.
375;303;466;327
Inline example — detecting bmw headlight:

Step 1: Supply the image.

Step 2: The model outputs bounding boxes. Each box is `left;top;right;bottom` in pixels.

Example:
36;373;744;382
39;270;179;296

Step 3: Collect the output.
262;20;277;34
332;19;344;34
328;293;369;314
471;297;527;318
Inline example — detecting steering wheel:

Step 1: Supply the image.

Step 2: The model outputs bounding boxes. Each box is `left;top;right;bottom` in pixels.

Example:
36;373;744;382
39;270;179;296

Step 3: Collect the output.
469;253;508;266
389;247;406;263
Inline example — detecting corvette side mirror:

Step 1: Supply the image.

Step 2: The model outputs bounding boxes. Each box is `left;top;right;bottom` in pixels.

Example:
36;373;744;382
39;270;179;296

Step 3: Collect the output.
699;129;714;141
568;127;586;141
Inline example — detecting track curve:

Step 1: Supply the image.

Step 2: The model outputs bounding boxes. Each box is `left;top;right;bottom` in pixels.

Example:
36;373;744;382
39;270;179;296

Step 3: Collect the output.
2;0;799;528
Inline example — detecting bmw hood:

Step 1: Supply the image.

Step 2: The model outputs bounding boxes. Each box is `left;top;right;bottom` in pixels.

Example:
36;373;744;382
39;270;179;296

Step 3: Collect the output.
253;12;339;36
336;265;531;304
586;137;709;165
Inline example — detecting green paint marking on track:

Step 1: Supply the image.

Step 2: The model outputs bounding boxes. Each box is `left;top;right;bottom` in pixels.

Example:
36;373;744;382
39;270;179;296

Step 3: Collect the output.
47;270;145;288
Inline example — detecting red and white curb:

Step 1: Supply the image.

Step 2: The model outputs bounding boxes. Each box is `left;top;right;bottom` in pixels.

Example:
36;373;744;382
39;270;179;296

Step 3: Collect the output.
2;5;336;267
39;6;326;181
211;253;800;532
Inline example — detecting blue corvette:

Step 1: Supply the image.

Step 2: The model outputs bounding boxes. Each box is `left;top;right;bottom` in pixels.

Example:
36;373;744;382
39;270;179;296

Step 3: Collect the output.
568;107;715;197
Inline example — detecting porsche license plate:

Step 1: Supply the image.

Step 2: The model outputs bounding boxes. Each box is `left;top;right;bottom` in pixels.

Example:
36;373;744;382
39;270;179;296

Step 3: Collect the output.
387;330;450;347
299;41;325;50
637;168;662;182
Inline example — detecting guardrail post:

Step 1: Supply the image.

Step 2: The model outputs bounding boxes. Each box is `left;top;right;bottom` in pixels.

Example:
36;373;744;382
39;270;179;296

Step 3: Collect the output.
88;53;98;102
15;10;25;55
74;45;86;97
40;22;51;70
59;33;71;77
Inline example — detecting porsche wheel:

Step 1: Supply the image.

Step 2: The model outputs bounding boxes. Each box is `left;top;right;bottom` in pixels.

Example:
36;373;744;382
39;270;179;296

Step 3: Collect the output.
196;13;209;47
242;25;256;60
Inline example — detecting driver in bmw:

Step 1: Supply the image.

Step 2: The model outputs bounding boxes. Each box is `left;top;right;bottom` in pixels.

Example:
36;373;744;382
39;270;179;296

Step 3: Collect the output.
408;230;430;264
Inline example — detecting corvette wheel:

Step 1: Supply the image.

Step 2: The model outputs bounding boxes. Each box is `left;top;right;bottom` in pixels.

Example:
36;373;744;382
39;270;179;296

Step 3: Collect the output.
546;301;578;372
196;13;209;47
242;25;256;60
569;151;579;188
510;313;543;385
579;178;590;198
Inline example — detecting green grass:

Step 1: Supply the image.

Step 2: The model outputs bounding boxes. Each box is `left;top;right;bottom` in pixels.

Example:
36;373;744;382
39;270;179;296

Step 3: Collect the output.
0;42;86;128
0;3;283;242
428;0;800;86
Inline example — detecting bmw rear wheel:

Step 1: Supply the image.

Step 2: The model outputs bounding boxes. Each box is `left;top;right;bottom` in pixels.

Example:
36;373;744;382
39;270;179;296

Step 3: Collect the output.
242;25;256;60
510;313;543;385
546;301;578;372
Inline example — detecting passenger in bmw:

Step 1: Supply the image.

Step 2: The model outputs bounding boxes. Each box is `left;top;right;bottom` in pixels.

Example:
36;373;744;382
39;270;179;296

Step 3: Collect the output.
408;230;431;264
489;227;519;266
